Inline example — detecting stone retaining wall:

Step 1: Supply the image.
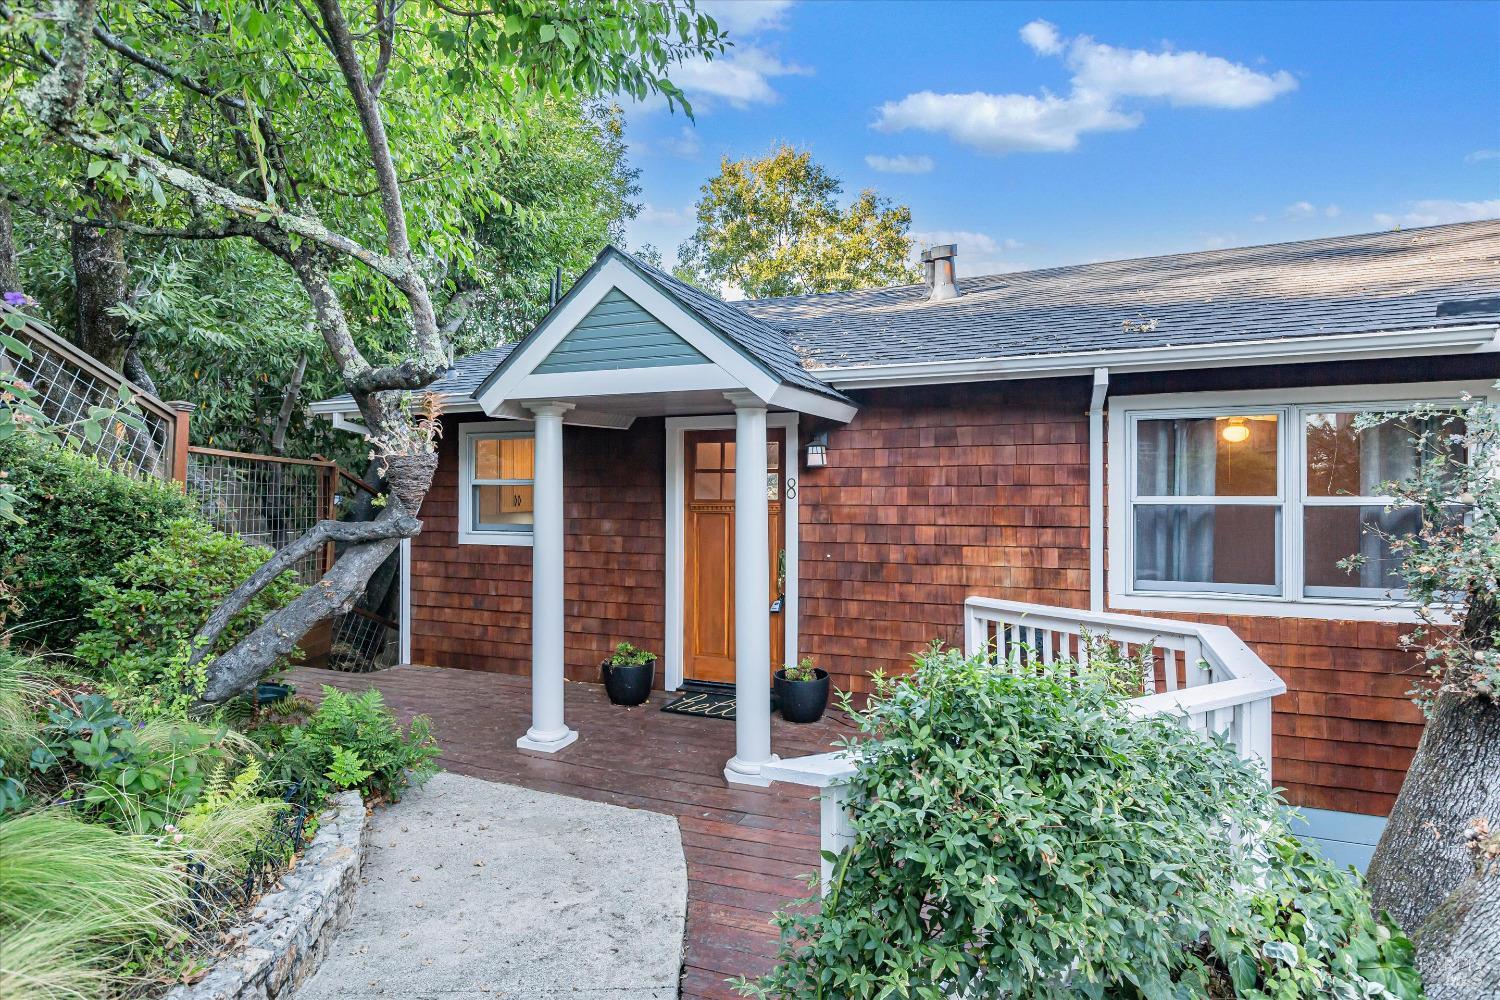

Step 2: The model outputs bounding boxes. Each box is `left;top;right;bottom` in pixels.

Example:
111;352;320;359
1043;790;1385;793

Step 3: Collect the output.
162;791;368;1000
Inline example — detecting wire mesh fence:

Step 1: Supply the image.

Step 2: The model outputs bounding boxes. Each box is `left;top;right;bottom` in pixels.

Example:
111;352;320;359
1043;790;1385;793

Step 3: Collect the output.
3;305;401;673
187;448;336;583
2;305;181;480
187;451;402;672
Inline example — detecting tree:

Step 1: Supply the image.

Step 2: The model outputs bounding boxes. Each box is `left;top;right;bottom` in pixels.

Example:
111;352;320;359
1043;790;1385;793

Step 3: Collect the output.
8;96;643;465
1354;396;1500;997
2;0;723;701
674;144;917;298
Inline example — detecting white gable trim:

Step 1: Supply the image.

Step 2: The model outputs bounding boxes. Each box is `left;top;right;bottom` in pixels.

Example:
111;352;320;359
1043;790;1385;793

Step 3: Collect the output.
475;256;781;414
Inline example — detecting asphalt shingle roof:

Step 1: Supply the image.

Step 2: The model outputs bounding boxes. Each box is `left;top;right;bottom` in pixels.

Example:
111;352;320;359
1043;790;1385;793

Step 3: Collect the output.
733;219;1500;370
316;220;1499;413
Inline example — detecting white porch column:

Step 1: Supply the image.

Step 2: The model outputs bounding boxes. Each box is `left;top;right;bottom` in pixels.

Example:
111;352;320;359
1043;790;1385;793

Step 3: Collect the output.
724;392;776;786
517;401;578;753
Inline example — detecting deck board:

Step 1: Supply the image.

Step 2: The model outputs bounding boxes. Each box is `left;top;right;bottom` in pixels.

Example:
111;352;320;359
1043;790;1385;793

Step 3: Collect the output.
288;664;851;998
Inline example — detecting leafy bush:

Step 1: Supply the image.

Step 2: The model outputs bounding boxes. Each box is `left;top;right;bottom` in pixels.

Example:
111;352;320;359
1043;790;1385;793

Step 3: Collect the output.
1224;833;1423;999
26;690;271;841
740;645;1419;999
74;518;304;716
254;686;438;805
0;437;191;647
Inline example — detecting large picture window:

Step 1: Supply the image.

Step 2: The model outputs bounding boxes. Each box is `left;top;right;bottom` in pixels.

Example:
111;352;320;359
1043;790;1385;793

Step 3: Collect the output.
458;423;535;545
1118;392;1472;612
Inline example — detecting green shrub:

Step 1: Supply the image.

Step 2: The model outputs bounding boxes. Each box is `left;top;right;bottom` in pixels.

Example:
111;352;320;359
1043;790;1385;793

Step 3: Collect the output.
74;518;304;716
0;438;192;647
740;645;1419;1000
255;686;438;805
605;641;655;667
27;691;271;839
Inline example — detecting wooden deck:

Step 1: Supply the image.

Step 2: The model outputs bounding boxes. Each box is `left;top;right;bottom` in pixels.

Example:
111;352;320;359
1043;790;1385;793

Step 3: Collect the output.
287;664;854;999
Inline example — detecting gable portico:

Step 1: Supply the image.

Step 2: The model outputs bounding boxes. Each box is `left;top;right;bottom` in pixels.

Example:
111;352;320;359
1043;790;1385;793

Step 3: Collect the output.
471;248;856;786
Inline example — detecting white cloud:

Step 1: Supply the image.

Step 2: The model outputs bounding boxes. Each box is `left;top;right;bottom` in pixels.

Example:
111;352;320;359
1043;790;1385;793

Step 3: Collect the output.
865;153;935;174
874;21;1295;155
660;126;701;158
1066;37;1297;109
1465;149;1500;164
698;0;794;35
1373;199;1500;228
1283;201;1340;219
637;202;692;226
669;46;810;110
1250;213;1268;223
1020;19;1064;56
876;89;1138;154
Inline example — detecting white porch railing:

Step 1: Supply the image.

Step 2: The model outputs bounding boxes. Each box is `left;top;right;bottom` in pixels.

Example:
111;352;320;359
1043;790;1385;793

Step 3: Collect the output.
762;597;1287;894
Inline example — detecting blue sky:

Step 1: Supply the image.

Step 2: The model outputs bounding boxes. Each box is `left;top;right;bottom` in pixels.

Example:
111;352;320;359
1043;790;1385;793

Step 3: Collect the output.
622;0;1500;279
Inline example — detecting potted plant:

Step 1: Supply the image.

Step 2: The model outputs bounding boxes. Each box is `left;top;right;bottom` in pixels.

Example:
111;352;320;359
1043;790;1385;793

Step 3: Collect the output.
601;642;656;706
775;657;830;724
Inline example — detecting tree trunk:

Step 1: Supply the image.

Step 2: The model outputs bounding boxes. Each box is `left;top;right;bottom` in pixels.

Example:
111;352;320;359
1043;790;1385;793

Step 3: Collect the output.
1366;693;1500;932
1411;853;1500;999
0;201;18;293
69;198;131;370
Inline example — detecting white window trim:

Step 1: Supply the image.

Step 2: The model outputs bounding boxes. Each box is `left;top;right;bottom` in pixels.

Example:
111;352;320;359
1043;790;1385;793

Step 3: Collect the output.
1107;379;1496;622
457;420;536;547
663;412;799;692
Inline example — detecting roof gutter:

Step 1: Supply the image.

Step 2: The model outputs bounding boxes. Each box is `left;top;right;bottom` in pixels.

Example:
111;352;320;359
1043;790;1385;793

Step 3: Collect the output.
818;324;1500;390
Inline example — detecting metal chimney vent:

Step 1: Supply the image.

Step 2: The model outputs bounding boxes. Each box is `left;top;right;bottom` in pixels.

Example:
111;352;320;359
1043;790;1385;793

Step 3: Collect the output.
921;244;959;301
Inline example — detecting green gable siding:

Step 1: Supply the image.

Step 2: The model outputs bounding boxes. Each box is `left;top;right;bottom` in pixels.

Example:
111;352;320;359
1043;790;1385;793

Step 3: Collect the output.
534;288;709;374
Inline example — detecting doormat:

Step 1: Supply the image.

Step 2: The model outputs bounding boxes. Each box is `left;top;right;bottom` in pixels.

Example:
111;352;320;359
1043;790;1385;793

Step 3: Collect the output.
660;690;736;721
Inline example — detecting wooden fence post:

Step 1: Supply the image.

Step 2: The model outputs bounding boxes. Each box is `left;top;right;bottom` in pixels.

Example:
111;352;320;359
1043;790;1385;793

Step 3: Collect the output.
166;402;195;485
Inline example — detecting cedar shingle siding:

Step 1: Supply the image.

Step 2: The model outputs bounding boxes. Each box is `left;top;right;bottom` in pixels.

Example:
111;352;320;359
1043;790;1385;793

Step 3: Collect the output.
408;356;1492;817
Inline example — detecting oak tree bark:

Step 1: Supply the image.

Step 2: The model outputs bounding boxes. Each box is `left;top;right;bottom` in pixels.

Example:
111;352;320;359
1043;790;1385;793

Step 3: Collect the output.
1366;693;1500;933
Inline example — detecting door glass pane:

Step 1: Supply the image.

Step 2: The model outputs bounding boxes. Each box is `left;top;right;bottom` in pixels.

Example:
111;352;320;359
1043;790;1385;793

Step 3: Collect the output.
766;473;779;500
1304;504;1419;595
722;471;735;497
767;441;780;470
474;485;534;529
695;441;721;471
723;441;736;468
1136;415;1278;497
693;472;720;500
1133;503;1281;593
1305;412;1461;498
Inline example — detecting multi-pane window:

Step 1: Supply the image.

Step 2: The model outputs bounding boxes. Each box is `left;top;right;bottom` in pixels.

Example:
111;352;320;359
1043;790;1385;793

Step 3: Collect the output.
1126;403;1461;604
1132;413;1282;595
470;432;535;533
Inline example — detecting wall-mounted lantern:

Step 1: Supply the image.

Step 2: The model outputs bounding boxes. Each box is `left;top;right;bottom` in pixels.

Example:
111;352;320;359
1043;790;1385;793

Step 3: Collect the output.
804;432;829;468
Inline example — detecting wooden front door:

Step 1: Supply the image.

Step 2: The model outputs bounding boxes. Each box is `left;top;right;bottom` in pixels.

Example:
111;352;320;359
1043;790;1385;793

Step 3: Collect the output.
683;429;786;685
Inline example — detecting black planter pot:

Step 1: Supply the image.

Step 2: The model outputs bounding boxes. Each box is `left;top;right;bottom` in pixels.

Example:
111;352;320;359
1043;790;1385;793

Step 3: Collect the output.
775;668;830;724
602;658;655;706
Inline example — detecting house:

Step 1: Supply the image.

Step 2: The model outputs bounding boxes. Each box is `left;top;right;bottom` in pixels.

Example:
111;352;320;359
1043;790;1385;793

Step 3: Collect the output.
312;219;1500;869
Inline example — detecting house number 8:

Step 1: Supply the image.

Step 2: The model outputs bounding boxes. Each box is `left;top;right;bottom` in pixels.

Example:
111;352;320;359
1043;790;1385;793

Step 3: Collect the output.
785;477;797;499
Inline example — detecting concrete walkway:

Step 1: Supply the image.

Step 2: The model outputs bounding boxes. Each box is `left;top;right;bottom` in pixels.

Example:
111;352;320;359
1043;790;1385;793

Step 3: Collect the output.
296;772;687;1000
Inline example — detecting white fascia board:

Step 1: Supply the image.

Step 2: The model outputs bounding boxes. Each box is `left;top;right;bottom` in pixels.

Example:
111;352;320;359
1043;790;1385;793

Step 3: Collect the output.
767;383;858;422
818;324;1500;390
476;256;780;413
512;363;739;400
